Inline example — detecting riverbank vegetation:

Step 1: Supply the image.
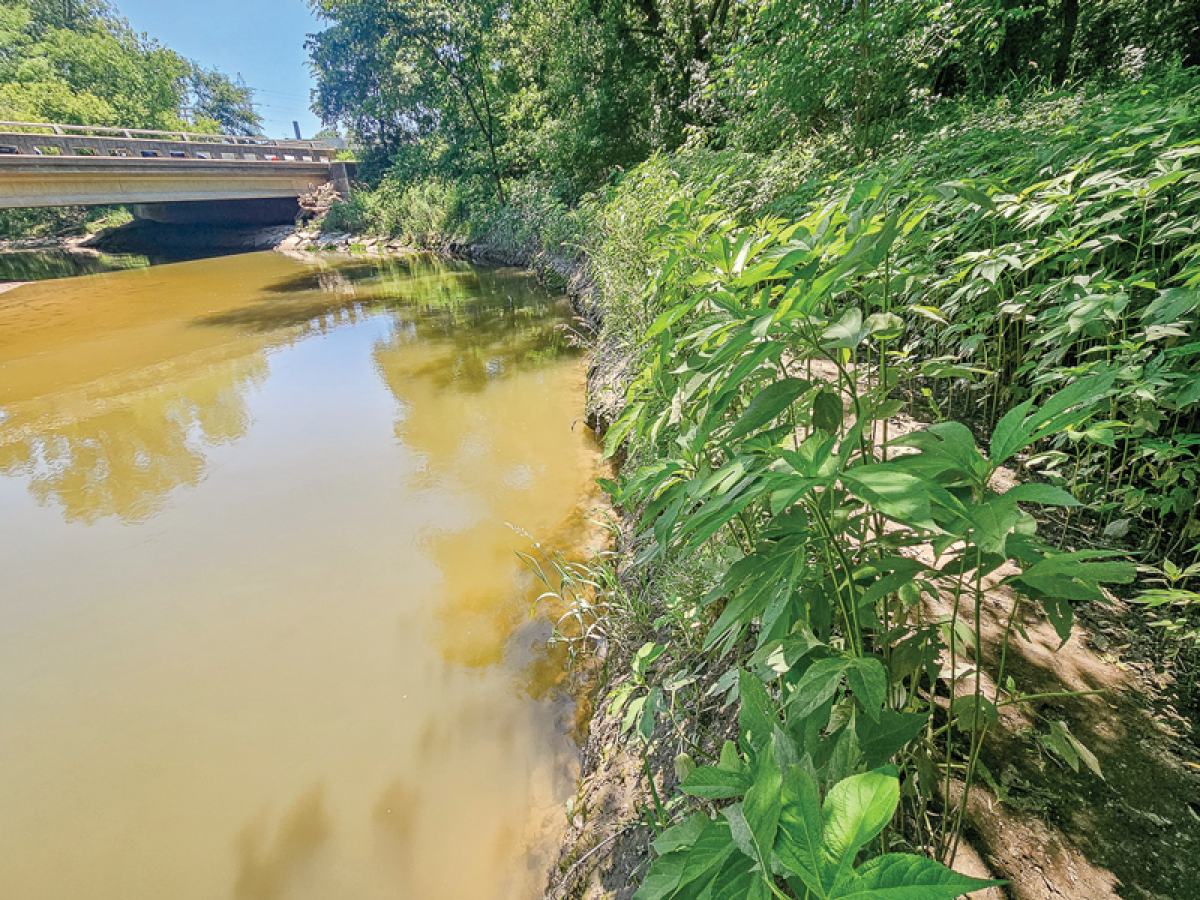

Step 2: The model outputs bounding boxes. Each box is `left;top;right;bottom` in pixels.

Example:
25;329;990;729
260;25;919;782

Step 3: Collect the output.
313;2;1200;896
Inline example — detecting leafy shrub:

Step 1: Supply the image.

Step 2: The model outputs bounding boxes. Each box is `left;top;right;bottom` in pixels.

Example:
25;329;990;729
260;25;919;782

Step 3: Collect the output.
602;184;1132;892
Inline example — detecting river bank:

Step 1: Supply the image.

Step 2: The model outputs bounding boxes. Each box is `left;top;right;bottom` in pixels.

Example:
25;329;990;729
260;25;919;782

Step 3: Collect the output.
0;233;103;292
388;214;1199;900
256;217;1200;900
6;210;1195;900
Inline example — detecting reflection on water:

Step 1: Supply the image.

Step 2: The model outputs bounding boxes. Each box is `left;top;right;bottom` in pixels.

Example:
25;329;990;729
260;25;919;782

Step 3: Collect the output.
0;354;264;523
234;785;332;900
0;248;153;282
0;252;600;900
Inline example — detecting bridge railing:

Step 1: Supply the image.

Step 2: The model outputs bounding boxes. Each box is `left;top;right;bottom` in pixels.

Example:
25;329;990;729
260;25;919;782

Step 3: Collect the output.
0;123;344;164
0;121;334;151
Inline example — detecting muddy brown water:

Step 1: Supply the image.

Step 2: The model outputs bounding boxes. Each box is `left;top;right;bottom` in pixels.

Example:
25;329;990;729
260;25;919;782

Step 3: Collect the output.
0;251;602;899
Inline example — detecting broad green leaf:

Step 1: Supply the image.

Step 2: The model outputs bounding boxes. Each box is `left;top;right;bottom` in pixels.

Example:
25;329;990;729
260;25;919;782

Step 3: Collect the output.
704;576;777;652
813;389;844;434
841;467;937;531
1175;377;1200;408
964;496;1023;556
680;765;753;799
950;695;999;732
742;738;783;874
819;724;863;787
622;695;646;736
678;483;766;553
673;819;741;897
857;561;935;610
845;657;888;722
1018;550;1136;583
788;656;850;719
823;308;870;349
727;378;810;442
855;711;931;769
989;398;1036;466
653;813;709;855
1042;595;1075;644
892;422;987;483
1148;169;1188;192
775;766;827;893
821;770;900;882
724;802;756;863
632;845;689;900
836;853;1004;899
1001;483;1081;507
708;851;765;900
633;642;666;678
864;312;905;340
738;669;778;751
1052;720;1103;779
1029;368;1117;435
719;739;745;773
941;180;997;211
1043;720;1080;771
1142;286;1200;326
990;369;1115;465
1013;552;1136;614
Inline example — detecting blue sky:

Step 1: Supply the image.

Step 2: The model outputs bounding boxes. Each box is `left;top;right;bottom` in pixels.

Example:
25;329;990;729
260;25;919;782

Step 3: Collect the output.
113;1;328;140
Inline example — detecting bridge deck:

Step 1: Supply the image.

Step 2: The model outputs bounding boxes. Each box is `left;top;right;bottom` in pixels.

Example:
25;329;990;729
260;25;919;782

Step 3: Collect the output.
0;156;333;208
0;124;350;213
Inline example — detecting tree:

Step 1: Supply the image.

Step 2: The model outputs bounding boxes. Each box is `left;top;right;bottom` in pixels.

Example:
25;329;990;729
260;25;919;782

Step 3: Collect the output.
310;0;511;203
0;0;259;131
187;65;262;135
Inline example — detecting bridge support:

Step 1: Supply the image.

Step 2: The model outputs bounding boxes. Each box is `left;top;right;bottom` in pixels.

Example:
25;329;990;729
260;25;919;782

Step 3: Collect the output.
131;197;301;226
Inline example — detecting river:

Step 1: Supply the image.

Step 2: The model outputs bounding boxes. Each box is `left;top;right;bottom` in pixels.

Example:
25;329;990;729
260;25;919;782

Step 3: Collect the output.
0;250;601;899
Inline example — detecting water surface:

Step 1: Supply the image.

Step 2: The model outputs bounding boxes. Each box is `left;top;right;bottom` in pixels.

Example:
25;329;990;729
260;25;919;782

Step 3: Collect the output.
0;247;153;283
0;252;600;899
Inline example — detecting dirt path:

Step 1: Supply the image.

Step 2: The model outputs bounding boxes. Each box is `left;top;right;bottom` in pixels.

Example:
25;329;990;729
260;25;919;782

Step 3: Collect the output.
946;578;1200;900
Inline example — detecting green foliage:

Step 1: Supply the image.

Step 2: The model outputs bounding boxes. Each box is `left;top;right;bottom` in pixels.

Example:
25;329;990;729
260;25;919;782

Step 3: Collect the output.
303;3;1200;887
639;730;1002;899
185;63;261;136
1136;557;1200;649
0;202;126;238
1133;555;1200;718
600;181;1129;886
0;1;256;133
321;177;469;246
310;0;1200;190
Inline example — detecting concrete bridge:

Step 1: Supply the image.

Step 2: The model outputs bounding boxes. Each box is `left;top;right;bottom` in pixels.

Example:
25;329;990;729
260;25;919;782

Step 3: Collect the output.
0;122;355;225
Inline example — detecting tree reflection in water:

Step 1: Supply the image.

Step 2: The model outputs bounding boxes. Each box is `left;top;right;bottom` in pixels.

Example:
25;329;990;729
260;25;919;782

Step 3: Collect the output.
0;354;266;523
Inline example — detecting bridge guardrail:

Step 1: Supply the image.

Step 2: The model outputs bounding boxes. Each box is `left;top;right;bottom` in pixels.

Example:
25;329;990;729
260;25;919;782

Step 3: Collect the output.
0;122;344;164
0;121;332;150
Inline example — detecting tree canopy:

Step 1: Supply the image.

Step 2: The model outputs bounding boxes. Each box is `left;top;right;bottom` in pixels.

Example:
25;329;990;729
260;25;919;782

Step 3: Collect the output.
307;0;1200;195
0;0;262;134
